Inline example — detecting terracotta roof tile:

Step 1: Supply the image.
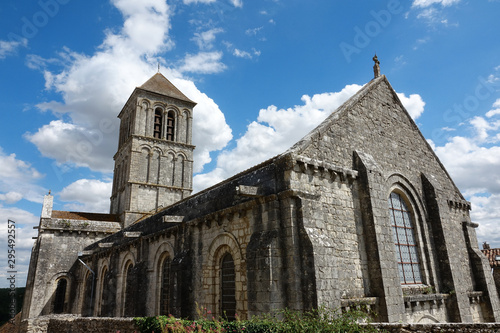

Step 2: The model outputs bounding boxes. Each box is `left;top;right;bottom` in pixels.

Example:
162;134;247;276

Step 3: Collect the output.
481;248;500;268
52;210;120;222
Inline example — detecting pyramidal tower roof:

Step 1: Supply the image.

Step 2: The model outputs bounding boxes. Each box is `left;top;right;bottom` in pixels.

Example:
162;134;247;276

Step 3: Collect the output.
139;72;195;104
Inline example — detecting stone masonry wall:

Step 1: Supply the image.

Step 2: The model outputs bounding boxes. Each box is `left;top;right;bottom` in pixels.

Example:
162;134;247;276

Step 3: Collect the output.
80;157;306;320
289;76;499;322
22;216;120;319
287;159;367;310
111;88;195;227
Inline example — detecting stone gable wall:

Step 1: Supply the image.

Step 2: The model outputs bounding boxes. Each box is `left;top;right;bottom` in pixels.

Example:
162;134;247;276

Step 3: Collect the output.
287;78;499;322
22;219;120;319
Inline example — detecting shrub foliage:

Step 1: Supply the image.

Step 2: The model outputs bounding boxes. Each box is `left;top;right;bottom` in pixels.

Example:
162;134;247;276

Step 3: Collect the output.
134;306;379;333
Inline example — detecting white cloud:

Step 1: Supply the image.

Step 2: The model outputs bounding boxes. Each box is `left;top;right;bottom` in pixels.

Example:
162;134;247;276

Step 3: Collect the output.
183;0;241;7
59;179;112;213
191;28;224;50
183;0;216;4
412;0;460;8
0;146;45;204
194;84;364;190
397;92;426;119
0;206;39;288
0;38;27;59
26;120;117;172
412;0;460;25
431;98;500;246
0;147;43;182
472;194;500;247
470;116;500;142
245;27;263;36
233;49;252;59
27;0;232;178
0;192;23;204
434;136;500;195
179;51;227;74
193;84;426;191
233;48;260;59
230;0;243;8
486;98;500;117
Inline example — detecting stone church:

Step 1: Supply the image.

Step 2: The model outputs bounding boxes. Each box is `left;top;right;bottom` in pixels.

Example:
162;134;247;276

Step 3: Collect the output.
21;61;500;325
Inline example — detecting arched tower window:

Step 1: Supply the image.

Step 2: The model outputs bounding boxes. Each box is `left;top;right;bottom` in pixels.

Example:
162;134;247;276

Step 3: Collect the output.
220;253;236;320
160;256;171;315
166;111;175;141
389;192;422;285
154;108;163;139
53;278;67;314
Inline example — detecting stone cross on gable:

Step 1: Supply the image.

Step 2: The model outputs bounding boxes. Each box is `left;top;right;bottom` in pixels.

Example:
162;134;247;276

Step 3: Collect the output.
373;54;381;78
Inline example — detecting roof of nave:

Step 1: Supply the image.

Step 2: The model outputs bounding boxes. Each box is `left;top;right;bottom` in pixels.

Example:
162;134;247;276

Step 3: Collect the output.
481;248;500;268
52;210;120;222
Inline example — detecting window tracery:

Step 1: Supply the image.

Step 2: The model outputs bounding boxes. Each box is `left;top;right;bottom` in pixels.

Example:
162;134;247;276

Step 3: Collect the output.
389;191;422;285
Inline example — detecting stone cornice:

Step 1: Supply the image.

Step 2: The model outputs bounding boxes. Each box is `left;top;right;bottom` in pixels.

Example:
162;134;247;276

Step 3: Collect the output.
293;155;358;181
447;199;471;211
132;134;195;150
40;218;121;235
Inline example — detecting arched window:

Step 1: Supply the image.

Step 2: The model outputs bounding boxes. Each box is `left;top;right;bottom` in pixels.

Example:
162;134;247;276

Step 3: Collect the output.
53;278;67;314
174;155;185;188
220;253;236;320
81;271;93;316
141;147;150;183
166;111;175;141
154;108;163;139
183;110;190;144
160;256;171;315
99;267;112;316
389;192;422;285
124;263;135;316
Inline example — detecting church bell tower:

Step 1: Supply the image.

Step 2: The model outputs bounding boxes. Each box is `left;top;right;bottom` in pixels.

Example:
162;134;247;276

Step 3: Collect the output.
110;73;196;226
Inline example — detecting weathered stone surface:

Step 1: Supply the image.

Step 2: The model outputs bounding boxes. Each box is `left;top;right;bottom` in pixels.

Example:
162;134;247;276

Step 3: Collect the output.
19;315;137;333
21;73;500;330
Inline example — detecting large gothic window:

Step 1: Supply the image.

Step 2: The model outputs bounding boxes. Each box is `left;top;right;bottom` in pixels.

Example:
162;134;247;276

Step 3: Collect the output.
389;192;422;285
154;108;163;139
160;256;171;315
220;253;236;320
53;278;67;314
166;111;175;141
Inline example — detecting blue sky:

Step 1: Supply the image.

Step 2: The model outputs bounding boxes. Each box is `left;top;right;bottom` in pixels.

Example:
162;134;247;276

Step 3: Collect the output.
1;0;500;288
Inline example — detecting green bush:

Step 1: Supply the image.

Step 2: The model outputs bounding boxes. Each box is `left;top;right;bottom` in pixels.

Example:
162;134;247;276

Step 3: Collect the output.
134;306;380;333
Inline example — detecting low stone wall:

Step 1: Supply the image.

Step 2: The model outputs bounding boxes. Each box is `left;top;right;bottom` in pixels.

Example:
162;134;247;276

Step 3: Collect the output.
368;322;500;332
18;316;500;333
19;315;138;333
